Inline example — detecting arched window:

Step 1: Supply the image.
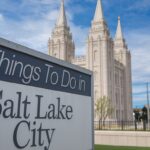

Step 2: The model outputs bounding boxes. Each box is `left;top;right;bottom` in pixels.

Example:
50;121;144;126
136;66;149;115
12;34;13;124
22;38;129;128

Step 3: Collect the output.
94;91;97;100
94;71;97;82
54;53;57;58
94;50;97;62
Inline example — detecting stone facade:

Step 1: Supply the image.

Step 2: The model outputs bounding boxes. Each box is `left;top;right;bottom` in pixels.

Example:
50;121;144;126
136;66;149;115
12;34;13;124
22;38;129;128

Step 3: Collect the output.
48;0;133;121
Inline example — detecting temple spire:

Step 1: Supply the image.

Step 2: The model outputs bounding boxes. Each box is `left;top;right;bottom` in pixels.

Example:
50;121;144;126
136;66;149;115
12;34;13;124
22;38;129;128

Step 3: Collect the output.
115;16;124;40
56;0;67;26
93;0;104;22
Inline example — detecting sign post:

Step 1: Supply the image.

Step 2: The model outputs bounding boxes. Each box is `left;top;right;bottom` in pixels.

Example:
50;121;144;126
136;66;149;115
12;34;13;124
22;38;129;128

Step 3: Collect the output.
0;38;94;150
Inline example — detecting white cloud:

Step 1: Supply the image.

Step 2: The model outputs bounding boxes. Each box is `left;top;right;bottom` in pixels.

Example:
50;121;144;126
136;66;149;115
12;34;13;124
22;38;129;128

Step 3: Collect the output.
126;28;150;107
0;13;54;53
126;28;150;84
69;22;88;55
0;14;4;22
132;84;146;94
44;10;59;21
0;1;88;56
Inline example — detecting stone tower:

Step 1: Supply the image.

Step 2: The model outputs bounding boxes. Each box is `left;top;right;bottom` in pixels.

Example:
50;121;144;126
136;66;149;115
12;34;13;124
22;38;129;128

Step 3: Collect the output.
48;0;75;63
86;0;115;109
114;17;132;120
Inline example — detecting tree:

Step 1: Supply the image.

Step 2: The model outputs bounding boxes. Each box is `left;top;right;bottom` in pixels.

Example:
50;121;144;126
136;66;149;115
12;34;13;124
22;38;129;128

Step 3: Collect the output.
95;96;113;128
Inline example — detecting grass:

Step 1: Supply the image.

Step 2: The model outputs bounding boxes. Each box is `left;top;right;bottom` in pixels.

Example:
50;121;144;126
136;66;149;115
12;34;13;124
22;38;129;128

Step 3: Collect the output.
95;145;150;150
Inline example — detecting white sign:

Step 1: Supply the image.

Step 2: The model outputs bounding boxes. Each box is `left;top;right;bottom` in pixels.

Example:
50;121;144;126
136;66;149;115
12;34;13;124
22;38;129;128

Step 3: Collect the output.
0;38;93;150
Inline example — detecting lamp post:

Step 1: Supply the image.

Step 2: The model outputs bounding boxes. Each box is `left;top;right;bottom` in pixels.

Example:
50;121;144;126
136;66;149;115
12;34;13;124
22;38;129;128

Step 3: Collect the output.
146;82;150;130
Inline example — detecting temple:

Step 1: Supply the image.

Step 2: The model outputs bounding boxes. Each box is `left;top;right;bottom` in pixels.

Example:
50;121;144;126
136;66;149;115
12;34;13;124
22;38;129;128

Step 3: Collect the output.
48;0;132;121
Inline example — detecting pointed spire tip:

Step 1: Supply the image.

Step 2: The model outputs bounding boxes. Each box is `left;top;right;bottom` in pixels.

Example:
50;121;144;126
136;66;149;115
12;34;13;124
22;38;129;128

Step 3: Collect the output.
56;0;67;27
93;0;104;22
115;16;124;40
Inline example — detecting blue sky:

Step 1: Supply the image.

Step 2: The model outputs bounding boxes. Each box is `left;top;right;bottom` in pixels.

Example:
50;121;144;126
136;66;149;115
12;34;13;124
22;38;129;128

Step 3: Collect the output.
0;0;150;108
